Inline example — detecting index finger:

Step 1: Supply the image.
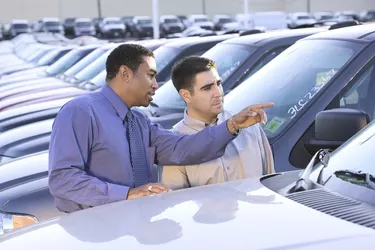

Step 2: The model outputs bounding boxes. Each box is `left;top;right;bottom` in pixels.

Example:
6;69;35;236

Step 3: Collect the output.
248;102;275;110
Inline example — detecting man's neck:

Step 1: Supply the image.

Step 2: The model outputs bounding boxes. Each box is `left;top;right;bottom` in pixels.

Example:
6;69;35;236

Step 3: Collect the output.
186;108;218;125
107;83;132;107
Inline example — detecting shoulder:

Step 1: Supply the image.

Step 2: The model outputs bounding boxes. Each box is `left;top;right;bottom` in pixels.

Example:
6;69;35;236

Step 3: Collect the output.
59;91;104;114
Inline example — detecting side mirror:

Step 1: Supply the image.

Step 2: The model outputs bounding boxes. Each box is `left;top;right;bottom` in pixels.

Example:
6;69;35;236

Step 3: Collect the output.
306;108;369;152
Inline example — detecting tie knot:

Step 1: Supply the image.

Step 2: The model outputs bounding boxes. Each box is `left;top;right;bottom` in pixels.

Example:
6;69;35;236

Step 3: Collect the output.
126;111;133;121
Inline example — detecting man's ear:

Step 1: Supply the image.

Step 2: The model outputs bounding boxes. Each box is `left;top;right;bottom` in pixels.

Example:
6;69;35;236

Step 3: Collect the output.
179;89;192;104
119;65;132;83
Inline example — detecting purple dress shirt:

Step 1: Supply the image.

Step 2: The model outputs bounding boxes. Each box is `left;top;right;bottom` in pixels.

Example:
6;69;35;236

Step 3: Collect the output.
48;85;235;213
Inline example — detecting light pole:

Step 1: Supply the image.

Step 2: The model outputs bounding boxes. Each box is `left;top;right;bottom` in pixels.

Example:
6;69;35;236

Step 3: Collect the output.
97;0;102;18
244;0;249;29
152;0;160;39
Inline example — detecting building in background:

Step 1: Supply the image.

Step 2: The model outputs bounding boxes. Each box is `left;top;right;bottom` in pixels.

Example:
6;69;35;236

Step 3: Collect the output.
0;0;374;23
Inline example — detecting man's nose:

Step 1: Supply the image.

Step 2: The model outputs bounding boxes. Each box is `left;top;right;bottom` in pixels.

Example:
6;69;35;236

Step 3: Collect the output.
152;78;159;89
213;84;223;97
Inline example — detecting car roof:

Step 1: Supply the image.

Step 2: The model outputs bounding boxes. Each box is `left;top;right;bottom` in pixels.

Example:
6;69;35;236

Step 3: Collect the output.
165;34;238;49
222;27;326;46
304;23;375;42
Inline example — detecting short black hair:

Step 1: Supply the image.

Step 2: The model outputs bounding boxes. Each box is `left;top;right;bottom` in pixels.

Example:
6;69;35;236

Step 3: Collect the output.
171;56;216;94
105;43;154;81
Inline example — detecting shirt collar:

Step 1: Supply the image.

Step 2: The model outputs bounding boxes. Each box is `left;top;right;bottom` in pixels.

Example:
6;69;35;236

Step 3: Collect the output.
100;85;129;121
183;109;219;131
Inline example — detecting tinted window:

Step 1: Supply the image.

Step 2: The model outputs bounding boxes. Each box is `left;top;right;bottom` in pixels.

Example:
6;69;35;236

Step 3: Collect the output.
165;18;178;23
106;20;122;25
194;18;208;22
74;49;112;81
338;60;375;120
37;49;70;66
138;19;151;24
45;48;95;76
76;22;92;27
154;46;181;73
45;21;61;26
63;47;110;77
12;23;28;29
225;39;363;138
151;43;255;109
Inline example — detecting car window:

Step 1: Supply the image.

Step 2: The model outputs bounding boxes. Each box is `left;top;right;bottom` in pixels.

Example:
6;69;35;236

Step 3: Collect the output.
224;39;363;138
37;49;70;66
338;60;375;120
151;43;255;109
235;46;288;89
154;46;181;74
63;47;110;77
45;48;95;76
73;49;112;81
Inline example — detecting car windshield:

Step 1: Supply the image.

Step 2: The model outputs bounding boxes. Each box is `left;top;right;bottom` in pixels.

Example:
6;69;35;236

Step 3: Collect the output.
90;70;106;87
45;48;95;76
138;19;151;24
73;49;112;82
106;20;121;25
37;49;69;66
218;18;232;23
154;45;181;73
165;18;178;23
76;22;92;27
194;18;209;22
224;39;363;138
151;43;256;109
12;23;28;29
63;47;110;78
45;21;61;27
315;120;375;205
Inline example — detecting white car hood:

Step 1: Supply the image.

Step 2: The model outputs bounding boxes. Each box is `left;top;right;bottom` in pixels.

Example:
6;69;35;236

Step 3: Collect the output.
1;176;375;249
0;67;47;86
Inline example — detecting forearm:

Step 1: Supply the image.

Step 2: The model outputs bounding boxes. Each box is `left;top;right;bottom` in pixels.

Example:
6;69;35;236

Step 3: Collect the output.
154;121;235;166
49;167;130;207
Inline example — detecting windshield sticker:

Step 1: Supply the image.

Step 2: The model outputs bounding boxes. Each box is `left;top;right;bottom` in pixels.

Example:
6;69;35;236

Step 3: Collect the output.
316;69;337;87
221;61;241;80
264;117;285;133
287;69;337;119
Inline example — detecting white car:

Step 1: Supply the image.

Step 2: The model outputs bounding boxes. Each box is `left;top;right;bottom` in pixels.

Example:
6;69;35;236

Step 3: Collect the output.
1;108;375;248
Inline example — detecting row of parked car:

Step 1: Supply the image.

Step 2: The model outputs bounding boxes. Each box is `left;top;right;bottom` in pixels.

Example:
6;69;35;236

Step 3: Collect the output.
2;10;375;40
0;20;375;248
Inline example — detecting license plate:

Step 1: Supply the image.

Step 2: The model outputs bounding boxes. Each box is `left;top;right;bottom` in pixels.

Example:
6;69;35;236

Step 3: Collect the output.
114;32;119;36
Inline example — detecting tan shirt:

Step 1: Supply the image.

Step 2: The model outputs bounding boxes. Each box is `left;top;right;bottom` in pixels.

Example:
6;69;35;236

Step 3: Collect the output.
161;110;275;190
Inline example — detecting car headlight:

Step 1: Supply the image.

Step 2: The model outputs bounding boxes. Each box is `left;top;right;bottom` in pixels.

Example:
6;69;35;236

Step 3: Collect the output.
0;212;38;235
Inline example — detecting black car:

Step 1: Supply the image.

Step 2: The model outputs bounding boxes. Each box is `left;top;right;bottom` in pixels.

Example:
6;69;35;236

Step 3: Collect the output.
223;23;375;172
145;27;327;128
153;34;237;85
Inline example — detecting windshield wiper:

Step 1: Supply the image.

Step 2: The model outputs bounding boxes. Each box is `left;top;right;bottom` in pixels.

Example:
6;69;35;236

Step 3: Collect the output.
291;149;332;193
332;170;375;190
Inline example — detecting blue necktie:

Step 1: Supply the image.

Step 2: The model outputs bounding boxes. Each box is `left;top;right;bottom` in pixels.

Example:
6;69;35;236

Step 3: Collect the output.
125;110;149;187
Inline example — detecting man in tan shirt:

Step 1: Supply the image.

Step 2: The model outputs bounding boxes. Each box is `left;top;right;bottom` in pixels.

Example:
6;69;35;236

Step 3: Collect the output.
161;56;275;190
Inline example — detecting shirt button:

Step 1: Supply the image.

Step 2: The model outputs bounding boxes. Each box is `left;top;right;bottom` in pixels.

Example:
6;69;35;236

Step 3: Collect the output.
226;166;230;170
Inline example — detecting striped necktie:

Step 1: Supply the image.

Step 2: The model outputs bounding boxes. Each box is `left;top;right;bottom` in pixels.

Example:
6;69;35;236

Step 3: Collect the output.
125;110;149;187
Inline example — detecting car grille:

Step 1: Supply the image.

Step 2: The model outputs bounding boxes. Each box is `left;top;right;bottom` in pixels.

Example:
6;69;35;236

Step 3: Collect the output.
286;189;375;230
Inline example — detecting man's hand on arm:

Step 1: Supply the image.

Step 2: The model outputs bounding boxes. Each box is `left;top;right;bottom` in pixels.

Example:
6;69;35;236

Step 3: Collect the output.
227;102;275;134
127;183;171;200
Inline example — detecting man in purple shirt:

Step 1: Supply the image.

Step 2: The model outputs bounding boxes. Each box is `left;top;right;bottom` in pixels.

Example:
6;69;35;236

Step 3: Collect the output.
48;44;273;213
